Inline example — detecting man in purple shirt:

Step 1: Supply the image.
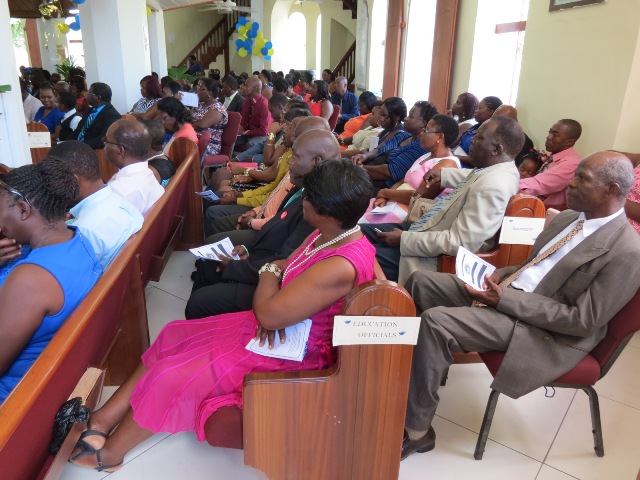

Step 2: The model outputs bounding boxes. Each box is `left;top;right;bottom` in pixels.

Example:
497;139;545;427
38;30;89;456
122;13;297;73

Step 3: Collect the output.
234;76;272;154
519;119;582;207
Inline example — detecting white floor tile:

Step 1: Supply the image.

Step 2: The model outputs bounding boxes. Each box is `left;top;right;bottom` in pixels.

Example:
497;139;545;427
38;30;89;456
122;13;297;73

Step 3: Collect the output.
399;416;542;480
545;393;640;480
145;285;187;342
148;251;195;302
105;432;267;480
96;386;118;410
435;363;575;461
595;344;640;409
630;332;640;349
536;465;580;480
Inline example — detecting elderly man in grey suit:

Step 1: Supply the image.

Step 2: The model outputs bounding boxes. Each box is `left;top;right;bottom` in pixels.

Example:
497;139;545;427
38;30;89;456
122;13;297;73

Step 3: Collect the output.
361;116;522;284
401;151;640;459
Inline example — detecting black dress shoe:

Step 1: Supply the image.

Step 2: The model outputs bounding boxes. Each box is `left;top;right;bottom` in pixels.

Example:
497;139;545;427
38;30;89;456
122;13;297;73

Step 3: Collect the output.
401;427;436;460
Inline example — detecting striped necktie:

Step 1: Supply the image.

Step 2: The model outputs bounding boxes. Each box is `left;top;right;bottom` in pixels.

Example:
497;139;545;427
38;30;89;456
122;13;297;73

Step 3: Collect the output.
77;108;99;142
408;169;479;231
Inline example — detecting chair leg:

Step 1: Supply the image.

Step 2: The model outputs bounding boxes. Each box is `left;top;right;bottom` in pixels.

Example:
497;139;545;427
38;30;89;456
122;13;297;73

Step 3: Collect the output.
581;386;604;457
474;389;500;460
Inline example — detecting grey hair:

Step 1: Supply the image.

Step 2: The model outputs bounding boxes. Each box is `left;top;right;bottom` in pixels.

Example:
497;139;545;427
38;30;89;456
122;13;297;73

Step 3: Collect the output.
593;155;634;198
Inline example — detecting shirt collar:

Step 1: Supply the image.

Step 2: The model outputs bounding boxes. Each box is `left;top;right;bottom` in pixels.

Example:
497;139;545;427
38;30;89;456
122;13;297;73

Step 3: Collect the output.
550;147;576;161
578;208;625;237
62;108;77;121
69;185;113;218
117;161;150;176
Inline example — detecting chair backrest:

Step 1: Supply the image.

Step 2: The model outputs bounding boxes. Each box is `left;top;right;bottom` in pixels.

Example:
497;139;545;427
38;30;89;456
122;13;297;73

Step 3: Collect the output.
220;111;242;158
27;122;51;164
197;130;212;159
96;148;118;184
328;104;341;131
590;288;640;377
544;208;561;228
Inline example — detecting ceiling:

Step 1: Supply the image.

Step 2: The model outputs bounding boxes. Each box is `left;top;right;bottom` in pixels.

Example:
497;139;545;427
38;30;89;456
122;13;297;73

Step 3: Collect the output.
9;0;77;19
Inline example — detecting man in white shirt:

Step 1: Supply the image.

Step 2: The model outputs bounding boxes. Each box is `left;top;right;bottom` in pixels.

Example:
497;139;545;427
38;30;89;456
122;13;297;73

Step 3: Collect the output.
44;141;143;270
104;119;164;215
20;78;43;123
401;151;640;460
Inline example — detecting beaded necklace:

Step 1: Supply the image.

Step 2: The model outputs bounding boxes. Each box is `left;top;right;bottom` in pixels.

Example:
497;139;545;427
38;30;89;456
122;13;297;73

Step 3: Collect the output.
281;225;361;283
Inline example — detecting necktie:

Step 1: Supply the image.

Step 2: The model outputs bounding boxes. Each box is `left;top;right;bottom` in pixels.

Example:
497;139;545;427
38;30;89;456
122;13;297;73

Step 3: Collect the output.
408;169;478;231
539;154;554;173
257;172;290;218
473;219;585;306
77;108;98;142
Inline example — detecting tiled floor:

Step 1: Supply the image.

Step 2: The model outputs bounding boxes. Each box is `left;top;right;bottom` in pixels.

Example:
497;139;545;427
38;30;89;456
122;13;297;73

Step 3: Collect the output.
61;251;640;480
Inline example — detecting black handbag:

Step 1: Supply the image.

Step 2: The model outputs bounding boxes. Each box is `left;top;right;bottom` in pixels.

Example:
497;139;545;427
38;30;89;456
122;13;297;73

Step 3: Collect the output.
49;397;90;455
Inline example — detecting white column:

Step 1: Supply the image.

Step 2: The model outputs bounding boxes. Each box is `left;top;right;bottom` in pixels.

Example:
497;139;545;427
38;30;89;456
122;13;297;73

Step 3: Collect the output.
148;10;168;78
251;0;265;73
35;18;68;73
79;0;152;114
0;0;31;167
354;0;370;93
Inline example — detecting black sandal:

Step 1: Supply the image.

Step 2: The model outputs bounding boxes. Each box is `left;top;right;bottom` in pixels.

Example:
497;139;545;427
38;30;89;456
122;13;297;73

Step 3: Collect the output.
94;448;123;473
69;427;108;462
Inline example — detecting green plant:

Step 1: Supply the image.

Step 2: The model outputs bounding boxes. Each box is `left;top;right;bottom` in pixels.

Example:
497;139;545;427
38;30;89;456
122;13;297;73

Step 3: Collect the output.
55;56;77;81
168;66;197;82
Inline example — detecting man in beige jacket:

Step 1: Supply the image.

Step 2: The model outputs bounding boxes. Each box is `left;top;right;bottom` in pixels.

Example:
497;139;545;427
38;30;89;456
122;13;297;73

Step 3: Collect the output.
361;116;523;284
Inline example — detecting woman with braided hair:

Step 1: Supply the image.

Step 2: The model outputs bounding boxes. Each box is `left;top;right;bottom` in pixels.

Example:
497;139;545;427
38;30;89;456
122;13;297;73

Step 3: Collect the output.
0;158;102;403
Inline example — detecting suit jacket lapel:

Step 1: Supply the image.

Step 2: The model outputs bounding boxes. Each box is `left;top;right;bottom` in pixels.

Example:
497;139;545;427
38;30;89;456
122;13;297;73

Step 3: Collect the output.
533;213;626;296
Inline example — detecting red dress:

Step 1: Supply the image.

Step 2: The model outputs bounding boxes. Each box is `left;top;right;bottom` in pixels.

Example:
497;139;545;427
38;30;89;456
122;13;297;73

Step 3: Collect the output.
130;234;375;440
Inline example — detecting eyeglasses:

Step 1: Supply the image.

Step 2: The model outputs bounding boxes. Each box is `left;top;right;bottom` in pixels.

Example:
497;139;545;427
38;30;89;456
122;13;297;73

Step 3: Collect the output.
102;137;123;148
0;179;32;207
422;128;442;135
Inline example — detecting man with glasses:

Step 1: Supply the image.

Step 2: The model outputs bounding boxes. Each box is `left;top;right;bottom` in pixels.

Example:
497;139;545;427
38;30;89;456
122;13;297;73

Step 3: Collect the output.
361;116;522;284
72;82;121;149
103;119;164;215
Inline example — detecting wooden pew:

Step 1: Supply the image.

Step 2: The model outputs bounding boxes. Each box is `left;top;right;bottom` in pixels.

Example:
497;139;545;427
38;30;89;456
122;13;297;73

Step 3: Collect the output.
27;122;51;164
0;140;205;478
205;278;417;480
96;148;118;184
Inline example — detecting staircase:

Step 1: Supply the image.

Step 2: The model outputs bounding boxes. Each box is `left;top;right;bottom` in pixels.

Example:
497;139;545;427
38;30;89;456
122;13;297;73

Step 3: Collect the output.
342;0;357;19
332;40;356;85
179;0;251;73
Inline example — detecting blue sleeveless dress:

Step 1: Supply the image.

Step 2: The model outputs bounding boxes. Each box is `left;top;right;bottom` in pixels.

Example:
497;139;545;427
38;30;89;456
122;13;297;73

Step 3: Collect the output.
0;227;102;403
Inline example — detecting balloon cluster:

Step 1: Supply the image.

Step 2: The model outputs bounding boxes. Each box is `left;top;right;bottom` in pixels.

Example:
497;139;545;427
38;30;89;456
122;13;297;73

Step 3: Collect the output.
234;16;274;60
55;0;85;35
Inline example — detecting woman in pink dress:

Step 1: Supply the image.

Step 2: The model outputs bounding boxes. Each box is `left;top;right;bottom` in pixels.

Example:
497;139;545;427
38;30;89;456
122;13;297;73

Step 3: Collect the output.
69;160;376;472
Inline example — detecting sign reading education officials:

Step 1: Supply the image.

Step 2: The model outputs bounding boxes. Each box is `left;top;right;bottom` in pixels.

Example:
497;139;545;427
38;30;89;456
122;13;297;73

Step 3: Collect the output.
333;316;421;346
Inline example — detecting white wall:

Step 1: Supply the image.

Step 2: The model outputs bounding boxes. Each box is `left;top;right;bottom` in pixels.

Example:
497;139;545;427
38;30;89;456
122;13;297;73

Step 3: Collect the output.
163;6;223;67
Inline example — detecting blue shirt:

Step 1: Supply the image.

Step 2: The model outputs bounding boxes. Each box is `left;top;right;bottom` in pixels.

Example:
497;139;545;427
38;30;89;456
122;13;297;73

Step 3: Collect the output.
0;227;102;403
331;90;360;122
385;140;429;186
68;185;144;269
34;107;65;134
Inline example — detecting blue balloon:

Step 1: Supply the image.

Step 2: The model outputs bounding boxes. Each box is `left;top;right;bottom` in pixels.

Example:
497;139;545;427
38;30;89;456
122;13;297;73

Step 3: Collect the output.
72;0;86;4
238;16;248;26
235;22;241;30
235;39;243;48
243;39;253;50
265;41;272;49
247;30;256;39
264;55;271;61
261;47;269;55
69;22;80;31
252;22;259;30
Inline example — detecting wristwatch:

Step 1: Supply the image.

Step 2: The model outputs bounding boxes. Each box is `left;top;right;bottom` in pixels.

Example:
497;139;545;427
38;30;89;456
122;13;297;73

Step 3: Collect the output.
258;263;282;279
267;133;276;141
247;218;254;229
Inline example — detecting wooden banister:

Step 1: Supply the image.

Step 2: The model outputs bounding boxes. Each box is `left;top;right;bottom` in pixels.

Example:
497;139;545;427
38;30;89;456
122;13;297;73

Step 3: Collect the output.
178;0;251;73
332;40;357;85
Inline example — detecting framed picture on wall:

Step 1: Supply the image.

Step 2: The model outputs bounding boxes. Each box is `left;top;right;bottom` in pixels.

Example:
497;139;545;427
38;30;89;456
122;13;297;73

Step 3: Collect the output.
549;0;606;12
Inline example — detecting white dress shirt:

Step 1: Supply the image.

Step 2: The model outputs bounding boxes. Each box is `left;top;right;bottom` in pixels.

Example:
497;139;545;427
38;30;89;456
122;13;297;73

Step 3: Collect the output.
61;108;82;131
223;91;238;110
108;161;165;215
69;185;144;269
511;208;625;292
23;94;43;123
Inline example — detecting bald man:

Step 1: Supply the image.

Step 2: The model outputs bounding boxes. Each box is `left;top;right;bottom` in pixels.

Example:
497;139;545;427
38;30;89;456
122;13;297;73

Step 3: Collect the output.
492;105;533;165
330;76;359;133
403;151;640;459
235;75;273;154
187;126;341;318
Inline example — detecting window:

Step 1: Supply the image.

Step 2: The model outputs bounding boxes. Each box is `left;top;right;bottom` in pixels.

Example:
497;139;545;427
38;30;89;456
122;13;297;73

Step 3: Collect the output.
283;12;307;70
368;0;388;97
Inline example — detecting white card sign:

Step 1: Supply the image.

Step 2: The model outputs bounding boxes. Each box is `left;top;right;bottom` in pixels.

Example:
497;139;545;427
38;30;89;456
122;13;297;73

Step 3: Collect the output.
333;316;421;346
28;131;51;148
498;216;546;245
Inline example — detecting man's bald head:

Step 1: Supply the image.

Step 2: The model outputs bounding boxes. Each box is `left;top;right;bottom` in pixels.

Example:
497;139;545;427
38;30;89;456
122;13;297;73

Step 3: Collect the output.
106;119;151;165
493;105;518;120
288;129;341;186
245;76;262;97
295;116;330;136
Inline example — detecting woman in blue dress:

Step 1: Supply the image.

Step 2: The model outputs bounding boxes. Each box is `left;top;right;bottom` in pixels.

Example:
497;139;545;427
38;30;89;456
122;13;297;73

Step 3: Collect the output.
33;83;65;134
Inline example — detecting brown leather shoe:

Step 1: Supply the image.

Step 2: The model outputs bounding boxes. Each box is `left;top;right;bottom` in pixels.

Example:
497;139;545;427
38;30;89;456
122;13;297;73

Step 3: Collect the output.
401;427;436;460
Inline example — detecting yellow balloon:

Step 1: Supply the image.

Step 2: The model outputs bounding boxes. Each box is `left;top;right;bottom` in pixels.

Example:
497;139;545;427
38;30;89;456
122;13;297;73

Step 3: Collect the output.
238;48;248;58
238;26;247;35
257;31;263;39
146;6;152;16
57;23;70;34
268;48;274;56
256;38;265;48
245;22;252;31
252;46;261;56
239;34;247;40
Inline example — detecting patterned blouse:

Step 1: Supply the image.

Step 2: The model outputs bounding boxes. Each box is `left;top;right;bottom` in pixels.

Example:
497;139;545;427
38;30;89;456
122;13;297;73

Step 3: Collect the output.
132;97;159;114
193;101;229;157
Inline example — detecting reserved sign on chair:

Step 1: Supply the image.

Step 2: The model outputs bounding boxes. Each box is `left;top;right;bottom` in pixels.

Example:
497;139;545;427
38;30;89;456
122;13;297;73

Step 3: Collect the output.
498;216;546;245
333;316;421;346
